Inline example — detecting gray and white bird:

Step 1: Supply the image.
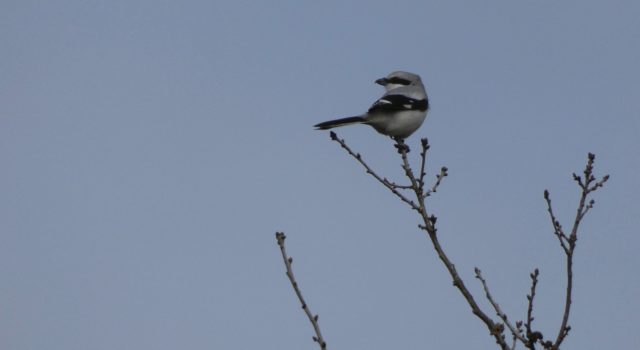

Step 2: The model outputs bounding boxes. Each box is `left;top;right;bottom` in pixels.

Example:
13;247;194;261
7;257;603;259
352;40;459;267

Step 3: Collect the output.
314;71;429;140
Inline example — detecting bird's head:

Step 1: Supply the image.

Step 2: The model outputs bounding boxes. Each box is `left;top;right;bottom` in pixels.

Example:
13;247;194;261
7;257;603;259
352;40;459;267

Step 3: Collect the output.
375;71;423;91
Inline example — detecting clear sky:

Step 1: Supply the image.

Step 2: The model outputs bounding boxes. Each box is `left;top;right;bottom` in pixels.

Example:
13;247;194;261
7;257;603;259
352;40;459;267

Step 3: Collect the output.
1;1;639;349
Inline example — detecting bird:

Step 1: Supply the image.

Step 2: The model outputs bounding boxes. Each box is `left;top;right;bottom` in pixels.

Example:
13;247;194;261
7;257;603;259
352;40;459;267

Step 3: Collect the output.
314;71;429;140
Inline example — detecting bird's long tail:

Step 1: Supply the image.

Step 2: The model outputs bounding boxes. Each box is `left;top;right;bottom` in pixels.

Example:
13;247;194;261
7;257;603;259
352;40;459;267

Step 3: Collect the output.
314;116;365;130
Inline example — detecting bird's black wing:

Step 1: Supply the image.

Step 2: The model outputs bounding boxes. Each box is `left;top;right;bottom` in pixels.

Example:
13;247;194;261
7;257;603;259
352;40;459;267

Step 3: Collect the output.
367;94;429;113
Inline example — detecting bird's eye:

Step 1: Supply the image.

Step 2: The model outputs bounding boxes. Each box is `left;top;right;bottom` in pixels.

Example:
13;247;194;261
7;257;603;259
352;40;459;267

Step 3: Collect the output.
388;77;411;85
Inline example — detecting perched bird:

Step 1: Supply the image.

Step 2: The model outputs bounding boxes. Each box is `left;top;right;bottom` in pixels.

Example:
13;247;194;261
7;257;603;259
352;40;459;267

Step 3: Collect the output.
314;71;429;140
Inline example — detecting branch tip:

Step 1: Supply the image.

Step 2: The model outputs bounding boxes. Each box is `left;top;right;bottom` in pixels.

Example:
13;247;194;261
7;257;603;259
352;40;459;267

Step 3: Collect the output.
421;137;430;149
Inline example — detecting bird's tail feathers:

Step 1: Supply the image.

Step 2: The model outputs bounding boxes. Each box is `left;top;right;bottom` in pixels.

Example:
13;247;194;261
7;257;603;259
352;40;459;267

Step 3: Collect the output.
314;116;365;130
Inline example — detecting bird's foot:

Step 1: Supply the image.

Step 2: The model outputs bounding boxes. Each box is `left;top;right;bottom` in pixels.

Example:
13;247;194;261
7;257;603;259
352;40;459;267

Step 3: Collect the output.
393;138;410;153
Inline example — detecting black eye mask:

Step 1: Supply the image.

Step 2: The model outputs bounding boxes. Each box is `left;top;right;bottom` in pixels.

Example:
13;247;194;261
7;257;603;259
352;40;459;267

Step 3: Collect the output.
387;77;412;85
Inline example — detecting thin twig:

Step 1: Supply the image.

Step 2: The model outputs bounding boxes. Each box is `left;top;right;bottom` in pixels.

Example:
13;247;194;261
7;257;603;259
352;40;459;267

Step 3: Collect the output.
543;191;569;254
418;138;430;190
587;175;610;193
329;132;419;211
275;232;327;350
525;269;544;349
475;268;527;344
382;177;413;189
424;166;448;198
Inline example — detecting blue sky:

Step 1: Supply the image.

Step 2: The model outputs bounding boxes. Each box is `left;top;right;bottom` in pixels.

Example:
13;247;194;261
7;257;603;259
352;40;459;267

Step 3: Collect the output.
1;1;639;349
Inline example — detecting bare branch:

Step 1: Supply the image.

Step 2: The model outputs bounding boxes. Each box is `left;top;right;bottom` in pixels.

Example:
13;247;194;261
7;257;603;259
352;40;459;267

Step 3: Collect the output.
329;132;419;211
547;153;609;350
275;232;327;350
475;268;527;345
323;134;609;350
391;141;510;350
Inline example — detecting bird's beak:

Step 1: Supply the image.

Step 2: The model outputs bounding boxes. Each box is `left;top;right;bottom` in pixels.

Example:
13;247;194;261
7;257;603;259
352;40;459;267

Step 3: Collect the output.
375;78;388;86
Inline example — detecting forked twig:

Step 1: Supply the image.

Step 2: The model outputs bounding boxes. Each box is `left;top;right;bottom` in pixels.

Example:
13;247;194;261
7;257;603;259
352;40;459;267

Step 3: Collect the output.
545;153;609;350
